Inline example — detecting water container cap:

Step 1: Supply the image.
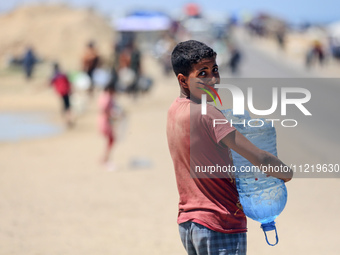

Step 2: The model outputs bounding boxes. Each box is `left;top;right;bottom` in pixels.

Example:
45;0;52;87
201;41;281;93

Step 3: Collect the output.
261;221;279;246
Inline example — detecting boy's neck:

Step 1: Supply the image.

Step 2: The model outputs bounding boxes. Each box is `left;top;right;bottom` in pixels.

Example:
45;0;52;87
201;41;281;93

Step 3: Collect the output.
179;92;201;104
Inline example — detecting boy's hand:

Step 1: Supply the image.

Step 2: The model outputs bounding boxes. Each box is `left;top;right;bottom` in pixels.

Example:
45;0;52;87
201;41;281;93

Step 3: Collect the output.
221;130;293;181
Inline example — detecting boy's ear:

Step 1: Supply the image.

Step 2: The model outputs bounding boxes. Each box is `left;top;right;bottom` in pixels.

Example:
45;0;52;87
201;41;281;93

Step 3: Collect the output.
177;74;188;88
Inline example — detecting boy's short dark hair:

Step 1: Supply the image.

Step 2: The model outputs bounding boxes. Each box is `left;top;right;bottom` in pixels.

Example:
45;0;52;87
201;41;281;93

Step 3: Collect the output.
171;40;216;76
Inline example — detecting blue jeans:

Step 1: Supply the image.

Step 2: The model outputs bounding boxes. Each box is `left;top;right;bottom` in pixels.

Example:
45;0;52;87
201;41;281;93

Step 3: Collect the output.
179;221;247;255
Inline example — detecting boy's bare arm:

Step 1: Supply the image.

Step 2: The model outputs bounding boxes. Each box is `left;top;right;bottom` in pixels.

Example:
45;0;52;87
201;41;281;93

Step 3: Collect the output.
221;130;293;182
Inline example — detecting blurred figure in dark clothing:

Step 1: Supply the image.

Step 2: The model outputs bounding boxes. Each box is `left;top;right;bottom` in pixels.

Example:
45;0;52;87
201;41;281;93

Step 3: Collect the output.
305;40;325;68
329;37;340;61
126;40;142;96
116;38;142;97
82;41;100;95
23;46;37;80
228;43;242;75
275;25;286;50
50;62;74;128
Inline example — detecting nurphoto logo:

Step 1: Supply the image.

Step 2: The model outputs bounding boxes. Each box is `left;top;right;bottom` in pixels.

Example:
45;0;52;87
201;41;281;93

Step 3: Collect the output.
201;84;312;128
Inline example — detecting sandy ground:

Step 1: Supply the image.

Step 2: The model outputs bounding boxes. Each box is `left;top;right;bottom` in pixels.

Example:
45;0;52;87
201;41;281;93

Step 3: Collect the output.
1;53;339;255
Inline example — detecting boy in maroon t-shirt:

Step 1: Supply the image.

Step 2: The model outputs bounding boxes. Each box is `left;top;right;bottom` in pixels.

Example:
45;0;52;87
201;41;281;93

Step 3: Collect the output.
166;40;292;255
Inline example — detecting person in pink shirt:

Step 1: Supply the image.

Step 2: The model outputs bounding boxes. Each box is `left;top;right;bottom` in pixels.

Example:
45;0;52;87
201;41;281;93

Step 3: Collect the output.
167;40;293;255
98;83;117;168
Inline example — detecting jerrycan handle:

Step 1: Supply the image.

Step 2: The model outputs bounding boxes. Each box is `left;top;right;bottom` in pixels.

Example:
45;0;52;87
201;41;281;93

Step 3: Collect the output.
261;221;279;246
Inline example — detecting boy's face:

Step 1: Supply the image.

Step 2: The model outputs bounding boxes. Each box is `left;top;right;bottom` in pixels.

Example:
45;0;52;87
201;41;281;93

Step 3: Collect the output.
178;57;220;102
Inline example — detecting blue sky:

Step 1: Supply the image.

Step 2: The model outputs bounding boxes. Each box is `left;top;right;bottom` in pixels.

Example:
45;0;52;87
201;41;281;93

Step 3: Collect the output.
1;0;339;24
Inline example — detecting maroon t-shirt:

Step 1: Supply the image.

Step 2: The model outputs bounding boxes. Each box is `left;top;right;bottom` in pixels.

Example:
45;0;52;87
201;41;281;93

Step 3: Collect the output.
167;97;247;234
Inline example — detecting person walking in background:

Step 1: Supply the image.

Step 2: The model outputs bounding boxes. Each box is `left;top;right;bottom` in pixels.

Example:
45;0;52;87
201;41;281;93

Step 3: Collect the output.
305;40;325;68
22;46;38;81
275;24;286;51
126;40;142;97
98;83;119;170
227;43;242;75
116;38;142;96
82;41;100;96
114;33;146;97
50;62;74;128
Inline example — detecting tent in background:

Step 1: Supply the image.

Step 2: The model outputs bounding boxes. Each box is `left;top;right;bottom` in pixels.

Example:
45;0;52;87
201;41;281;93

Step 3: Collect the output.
113;11;171;32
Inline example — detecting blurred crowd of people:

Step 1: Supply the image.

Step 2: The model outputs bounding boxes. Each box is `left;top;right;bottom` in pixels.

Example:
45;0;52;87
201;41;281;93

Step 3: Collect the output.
6;35;152;169
245;13;340;69
4;4;340;170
